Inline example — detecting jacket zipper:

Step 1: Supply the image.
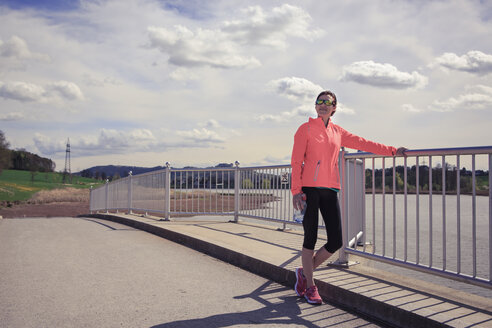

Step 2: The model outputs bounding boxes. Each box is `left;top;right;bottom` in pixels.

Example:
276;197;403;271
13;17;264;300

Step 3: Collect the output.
314;160;321;181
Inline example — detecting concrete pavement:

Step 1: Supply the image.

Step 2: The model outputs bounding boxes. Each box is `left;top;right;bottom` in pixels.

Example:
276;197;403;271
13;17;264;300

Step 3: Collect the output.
83;212;492;328
0;217;388;328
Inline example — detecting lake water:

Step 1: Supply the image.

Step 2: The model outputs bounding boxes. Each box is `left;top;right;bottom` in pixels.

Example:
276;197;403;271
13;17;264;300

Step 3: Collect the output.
360;194;491;298
364;194;489;272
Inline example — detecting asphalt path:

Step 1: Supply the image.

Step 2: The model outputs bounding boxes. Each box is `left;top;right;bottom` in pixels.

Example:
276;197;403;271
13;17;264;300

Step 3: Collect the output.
0;217;386;328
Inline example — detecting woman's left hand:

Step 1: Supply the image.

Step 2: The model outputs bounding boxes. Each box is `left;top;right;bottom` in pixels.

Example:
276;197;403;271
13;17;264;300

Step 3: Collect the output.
293;193;306;211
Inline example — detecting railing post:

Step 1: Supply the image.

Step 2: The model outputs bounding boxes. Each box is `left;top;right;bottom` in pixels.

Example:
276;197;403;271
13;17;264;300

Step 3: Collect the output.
89;185;93;214
105;178;109;214
128;171;133;214
489;153;492;283
234;161;240;223
338;149;349;264
164;162;171;221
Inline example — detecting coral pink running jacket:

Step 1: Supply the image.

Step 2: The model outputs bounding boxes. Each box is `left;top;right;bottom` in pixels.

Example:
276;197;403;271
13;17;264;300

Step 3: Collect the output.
291;117;396;195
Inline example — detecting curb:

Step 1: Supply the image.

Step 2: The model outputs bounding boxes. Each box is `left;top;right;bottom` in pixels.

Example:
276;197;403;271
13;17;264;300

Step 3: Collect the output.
84;213;455;328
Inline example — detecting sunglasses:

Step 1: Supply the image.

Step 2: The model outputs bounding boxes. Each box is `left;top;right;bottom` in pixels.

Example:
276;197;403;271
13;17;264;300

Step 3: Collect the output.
315;99;335;106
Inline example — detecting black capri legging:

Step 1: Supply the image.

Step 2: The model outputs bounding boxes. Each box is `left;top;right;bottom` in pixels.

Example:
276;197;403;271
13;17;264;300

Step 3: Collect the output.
301;187;342;253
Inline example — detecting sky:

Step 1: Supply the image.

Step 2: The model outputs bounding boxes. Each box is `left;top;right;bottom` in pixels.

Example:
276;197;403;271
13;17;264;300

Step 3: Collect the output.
0;0;491;172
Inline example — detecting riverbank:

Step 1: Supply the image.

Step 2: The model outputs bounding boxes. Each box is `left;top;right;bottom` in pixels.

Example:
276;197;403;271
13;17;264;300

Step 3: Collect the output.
0;201;89;218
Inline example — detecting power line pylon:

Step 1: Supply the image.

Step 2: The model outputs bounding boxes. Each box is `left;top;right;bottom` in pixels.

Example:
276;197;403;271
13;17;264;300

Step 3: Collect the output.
63;138;71;183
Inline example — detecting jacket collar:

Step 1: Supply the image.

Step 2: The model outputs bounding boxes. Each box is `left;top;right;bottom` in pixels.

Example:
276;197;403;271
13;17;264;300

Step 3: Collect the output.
309;116;331;129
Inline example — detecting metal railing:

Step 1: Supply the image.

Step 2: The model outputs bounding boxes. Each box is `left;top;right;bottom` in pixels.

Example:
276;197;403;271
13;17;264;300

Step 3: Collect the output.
341;146;492;289
89;146;492;289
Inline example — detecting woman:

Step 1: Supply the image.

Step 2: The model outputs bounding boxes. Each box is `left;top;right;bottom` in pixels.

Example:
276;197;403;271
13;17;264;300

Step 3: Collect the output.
291;90;406;304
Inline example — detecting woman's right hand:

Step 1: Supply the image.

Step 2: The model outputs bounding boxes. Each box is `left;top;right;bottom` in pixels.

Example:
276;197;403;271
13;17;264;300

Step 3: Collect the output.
293;193;306;210
395;147;408;156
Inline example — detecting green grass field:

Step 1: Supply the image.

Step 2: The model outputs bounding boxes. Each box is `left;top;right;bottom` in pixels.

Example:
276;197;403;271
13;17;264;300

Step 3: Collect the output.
0;170;103;202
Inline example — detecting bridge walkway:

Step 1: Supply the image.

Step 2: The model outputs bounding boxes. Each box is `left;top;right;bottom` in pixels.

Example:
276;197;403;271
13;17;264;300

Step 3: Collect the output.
86;213;492;328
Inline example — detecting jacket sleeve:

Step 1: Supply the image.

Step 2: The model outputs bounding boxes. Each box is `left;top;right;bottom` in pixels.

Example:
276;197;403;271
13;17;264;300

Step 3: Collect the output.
291;124;307;195
340;126;396;156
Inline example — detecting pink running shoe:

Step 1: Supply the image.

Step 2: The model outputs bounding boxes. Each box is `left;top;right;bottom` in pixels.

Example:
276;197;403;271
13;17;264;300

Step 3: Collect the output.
295;267;307;297
304;285;322;304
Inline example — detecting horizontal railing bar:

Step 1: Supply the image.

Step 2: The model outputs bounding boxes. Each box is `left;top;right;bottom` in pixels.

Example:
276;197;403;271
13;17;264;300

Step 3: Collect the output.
239;213;300;225
345;146;492;158
129;169;166;178
239;164;291;170
171;167;236;172
170;211;233;216
238;214;330;230
95;209;236;216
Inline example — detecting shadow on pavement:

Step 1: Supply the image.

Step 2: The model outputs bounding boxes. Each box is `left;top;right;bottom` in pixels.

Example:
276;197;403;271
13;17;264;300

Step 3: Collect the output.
150;280;379;328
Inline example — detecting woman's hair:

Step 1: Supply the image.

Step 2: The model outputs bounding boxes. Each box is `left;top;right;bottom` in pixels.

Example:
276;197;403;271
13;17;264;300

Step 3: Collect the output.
316;90;337;106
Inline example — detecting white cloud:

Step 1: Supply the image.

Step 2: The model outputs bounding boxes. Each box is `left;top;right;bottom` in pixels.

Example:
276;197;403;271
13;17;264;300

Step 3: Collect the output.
262;154;290;165
33;133;66;155
98;128;156;150
260;77;321;123
402;104;423;113
336;104;356;115
147;25;261;69
82;74;122;87
256;105;311;123
471;84;492;95
147;4;322;69
0;35;49;61
268;77;323;103
33;124;233;158
434;51;492;75
46;81;84;101
430;85;492;112
198;119;221;129
404;85;492;113
176;119;234;143
177;127;224;143
0;81;45;102
256;101;355;123
222;4;324;48
259;77;355;123
340;61;428;89
34;128;157;156
0;112;25;121
0;80;84;103
169;67;199;82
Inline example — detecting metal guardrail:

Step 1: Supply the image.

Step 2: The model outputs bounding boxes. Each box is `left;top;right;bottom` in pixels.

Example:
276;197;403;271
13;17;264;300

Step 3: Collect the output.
341;146;492;289
90;163;299;224
89;146;492;289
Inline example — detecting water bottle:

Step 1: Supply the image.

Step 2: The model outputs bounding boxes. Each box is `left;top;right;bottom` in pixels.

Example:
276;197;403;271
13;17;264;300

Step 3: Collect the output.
293;195;307;223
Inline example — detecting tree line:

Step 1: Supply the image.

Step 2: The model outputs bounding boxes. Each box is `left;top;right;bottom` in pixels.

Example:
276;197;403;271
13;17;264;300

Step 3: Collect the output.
367;165;489;194
0;130;56;174
79;169;118;181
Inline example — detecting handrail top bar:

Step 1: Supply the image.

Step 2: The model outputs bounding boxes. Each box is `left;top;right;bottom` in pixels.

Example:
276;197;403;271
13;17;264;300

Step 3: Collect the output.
170;167;236;172
344;145;492;158
239;164;291;170
130;164;291;172
175;164;291;170
133;167;237;175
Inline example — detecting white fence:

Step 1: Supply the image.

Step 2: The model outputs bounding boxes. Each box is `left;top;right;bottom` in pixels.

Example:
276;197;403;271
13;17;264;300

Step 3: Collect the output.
90;146;492;289
342;146;492;289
